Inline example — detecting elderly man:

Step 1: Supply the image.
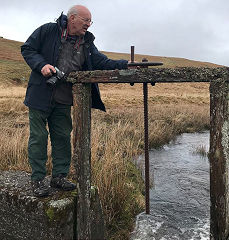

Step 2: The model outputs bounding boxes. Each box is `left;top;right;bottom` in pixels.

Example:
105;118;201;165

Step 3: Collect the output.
21;5;128;197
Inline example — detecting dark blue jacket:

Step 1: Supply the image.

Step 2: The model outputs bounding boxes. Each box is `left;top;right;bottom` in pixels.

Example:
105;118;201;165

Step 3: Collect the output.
21;13;128;112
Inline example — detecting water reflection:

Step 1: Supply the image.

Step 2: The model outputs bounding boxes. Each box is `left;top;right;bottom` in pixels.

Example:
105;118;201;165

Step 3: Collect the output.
131;132;210;240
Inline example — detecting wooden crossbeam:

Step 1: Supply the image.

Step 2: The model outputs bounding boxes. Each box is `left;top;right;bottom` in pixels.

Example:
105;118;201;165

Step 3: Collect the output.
68;67;229;84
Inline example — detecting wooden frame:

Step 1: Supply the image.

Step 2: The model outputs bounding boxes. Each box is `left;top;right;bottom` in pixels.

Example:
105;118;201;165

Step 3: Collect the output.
71;67;229;239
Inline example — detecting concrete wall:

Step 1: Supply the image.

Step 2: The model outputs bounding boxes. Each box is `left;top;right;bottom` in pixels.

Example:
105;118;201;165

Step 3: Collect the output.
0;171;104;240
0;171;75;240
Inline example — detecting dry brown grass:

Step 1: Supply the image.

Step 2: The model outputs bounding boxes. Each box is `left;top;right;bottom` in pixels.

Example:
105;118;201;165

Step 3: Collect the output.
100;82;210;108
0;88;29;171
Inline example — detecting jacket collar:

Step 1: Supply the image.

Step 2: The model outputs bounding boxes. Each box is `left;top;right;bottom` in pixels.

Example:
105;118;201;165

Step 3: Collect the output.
56;12;67;29
84;31;95;44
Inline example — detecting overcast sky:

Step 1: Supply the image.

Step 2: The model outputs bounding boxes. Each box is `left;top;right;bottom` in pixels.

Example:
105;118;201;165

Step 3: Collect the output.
1;0;228;66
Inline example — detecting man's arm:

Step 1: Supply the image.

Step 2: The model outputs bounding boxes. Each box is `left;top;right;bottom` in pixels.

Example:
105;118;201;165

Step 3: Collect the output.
21;23;51;74
90;43;128;70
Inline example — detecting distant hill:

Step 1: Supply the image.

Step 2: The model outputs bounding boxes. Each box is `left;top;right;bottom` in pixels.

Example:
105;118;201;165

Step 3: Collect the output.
0;38;221;85
0;37;222;67
102;51;222;68
0;38;24;61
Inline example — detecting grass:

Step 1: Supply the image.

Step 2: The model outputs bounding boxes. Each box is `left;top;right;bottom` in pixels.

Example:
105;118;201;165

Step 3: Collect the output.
0;59;30;85
0;37;213;239
192;144;208;157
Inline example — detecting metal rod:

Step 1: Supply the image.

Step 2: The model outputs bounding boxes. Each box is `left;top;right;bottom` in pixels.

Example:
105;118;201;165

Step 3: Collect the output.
128;62;163;67
131;46;135;63
142;58;150;215
130;46;135;87
130;46;150;214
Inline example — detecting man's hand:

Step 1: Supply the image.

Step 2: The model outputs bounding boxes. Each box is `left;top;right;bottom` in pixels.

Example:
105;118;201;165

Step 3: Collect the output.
41;64;56;77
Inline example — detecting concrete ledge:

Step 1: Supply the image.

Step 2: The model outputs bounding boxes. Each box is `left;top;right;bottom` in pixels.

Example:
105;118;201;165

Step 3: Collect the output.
0;171;76;240
0;171;105;240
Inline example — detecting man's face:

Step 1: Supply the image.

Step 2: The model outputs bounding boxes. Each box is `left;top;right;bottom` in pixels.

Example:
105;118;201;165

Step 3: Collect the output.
69;11;92;36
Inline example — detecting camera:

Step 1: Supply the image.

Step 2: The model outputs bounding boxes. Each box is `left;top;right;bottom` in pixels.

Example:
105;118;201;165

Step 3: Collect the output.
46;67;65;86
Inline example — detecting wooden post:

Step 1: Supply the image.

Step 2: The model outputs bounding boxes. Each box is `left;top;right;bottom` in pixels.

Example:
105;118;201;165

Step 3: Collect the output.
72;83;92;240
209;79;229;239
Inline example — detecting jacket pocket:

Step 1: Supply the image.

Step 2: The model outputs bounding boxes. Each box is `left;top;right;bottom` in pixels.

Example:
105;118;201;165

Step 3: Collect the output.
28;71;44;85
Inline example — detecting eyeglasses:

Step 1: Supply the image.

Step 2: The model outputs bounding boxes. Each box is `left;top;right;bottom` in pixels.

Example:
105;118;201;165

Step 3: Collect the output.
75;15;93;26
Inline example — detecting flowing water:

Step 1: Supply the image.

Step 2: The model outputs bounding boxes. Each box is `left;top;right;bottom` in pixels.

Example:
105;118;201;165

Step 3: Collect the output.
131;132;210;240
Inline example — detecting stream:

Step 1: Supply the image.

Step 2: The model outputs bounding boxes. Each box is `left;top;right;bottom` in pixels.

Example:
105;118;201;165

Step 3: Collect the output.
131;132;210;240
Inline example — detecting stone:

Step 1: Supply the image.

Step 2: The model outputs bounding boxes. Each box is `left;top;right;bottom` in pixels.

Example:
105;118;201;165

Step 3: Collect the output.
0;170;105;240
0;170;76;240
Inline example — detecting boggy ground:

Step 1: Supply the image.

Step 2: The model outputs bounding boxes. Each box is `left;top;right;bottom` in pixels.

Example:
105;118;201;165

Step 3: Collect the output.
0;37;212;239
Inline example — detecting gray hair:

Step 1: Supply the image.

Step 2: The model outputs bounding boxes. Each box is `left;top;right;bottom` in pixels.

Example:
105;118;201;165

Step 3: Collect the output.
67;6;78;19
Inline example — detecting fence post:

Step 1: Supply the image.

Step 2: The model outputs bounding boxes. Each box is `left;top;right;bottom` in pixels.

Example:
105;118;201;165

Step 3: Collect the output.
72;83;92;240
209;79;229;239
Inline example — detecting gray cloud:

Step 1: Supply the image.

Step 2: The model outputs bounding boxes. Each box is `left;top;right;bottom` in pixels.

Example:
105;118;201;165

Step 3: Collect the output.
0;0;228;66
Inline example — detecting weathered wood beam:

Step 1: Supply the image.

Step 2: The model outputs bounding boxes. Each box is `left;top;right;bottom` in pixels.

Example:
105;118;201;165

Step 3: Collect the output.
209;79;229;239
68;67;229;84
72;83;92;240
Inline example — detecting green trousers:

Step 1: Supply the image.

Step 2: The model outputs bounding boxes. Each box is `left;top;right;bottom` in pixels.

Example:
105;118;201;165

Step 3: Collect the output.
28;103;72;181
